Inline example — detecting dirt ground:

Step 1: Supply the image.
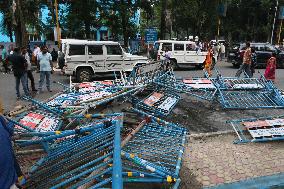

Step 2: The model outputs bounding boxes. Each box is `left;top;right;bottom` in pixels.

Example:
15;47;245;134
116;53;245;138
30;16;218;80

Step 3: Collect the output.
171;94;284;134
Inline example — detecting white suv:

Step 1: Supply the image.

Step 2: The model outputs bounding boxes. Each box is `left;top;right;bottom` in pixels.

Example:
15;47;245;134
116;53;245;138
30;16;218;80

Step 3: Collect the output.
154;40;207;69
61;39;148;82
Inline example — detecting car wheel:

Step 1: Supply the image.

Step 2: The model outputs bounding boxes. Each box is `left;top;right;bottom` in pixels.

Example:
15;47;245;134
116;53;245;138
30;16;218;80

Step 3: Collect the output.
76;68;93;82
232;63;240;68
195;64;204;70
171;59;179;70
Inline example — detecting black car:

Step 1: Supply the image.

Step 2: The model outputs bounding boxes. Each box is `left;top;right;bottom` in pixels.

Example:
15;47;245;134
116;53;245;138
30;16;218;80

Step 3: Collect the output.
230;43;284;68
227;43;240;64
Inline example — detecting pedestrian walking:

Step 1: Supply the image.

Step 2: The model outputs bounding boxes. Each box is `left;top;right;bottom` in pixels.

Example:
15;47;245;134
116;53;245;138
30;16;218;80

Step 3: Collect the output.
7;47;29;99
37;46;53;93
220;43;225;61
58;50;65;74
235;42;252;78
164;47;172;70
264;52;277;82
204;45;213;77
1;45;10;74
22;47;37;91
51;48;58;62
212;44;218;69
251;48;257;77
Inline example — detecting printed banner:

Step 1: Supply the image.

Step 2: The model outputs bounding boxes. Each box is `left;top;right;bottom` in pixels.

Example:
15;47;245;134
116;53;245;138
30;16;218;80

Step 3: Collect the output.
158;97;178;111
232;84;264;89
242;120;270;129
249;127;284;138
144;92;164;106
18;113;44;129
36;117;59;132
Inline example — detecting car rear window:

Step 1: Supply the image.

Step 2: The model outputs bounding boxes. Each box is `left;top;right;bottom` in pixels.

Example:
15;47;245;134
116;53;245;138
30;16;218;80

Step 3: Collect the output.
69;45;85;56
106;45;122;55
186;44;196;51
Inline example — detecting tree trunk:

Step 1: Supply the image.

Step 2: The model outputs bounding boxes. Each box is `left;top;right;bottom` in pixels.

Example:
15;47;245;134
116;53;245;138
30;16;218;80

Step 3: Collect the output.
15;0;28;47
120;0;128;47
7;21;14;42
84;20;91;39
160;0;167;39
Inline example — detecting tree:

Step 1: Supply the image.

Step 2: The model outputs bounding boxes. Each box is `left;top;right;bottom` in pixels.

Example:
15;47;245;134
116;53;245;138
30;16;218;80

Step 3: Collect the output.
101;0;139;47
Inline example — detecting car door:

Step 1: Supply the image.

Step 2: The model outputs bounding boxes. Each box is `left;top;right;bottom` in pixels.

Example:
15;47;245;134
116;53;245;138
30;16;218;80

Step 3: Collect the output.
185;43;198;63
66;44;87;64
256;45;268;66
87;45;105;71
105;45;124;71
173;43;185;63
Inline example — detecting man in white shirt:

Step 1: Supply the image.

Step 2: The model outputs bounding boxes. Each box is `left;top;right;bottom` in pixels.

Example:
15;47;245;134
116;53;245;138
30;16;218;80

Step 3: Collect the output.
33;44;41;71
22;47;36;91
37;46;53;93
220;43;226;61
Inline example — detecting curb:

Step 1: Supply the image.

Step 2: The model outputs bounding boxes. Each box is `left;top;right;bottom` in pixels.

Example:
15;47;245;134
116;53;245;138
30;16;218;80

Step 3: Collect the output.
189;130;235;139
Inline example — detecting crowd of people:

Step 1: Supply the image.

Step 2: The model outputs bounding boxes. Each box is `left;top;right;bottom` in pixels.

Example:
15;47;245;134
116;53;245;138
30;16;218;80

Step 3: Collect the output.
0;45;60;99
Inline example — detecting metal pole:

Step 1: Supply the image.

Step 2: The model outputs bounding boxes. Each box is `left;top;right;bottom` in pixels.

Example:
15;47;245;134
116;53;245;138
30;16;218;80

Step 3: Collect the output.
271;0;279;44
112;121;123;189
278;19;283;44
54;0;60;48
217;17;221;38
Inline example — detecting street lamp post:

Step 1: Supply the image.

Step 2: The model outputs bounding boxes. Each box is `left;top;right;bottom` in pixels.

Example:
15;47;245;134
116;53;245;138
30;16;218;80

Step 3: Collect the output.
271;0;279;44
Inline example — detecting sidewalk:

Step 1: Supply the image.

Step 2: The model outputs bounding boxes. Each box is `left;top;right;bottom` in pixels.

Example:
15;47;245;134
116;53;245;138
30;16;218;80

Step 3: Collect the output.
182;133;284;188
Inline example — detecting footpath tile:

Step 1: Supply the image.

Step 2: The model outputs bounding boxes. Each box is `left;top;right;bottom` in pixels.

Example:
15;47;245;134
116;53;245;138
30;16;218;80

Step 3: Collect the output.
184;133;284;187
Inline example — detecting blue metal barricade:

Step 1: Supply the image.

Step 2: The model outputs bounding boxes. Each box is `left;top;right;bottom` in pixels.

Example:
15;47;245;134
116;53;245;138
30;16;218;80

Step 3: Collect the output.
121;110;187;188
22;120;123;189
154;72;217;101
228;115;284;144
134;90;180;117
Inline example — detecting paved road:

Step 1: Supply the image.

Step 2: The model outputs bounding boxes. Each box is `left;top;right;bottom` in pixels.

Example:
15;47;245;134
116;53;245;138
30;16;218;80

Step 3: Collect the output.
1;60;284;112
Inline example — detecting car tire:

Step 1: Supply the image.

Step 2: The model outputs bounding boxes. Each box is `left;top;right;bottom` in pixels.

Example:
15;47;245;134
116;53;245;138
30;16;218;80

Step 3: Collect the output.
171;59;179;70
76;68;93;83
195;64;204;70
232;63;240;68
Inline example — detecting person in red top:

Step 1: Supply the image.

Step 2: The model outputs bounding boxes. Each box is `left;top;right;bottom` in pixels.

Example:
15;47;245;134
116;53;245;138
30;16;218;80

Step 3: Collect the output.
235;42;252;78
264;52;277;82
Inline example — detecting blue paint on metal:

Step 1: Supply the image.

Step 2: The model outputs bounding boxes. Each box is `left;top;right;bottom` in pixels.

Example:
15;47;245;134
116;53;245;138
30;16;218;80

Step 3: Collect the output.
112;120;123;189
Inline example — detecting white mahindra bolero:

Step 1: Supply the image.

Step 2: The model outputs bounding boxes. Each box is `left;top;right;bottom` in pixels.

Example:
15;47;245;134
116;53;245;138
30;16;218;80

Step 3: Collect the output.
154;40;208;69
61;39;148;82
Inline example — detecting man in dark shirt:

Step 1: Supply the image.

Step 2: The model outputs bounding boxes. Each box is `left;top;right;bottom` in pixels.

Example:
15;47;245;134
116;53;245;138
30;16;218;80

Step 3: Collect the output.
0;115;18;189
7;47;29;98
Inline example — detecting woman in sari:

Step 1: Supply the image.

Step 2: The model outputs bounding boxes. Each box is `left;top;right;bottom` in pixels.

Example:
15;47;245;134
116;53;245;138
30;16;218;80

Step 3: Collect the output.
204;45;213;77
264;52;277;82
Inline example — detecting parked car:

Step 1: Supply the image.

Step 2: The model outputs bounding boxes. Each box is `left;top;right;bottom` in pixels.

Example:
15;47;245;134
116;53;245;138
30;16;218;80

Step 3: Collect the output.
230;42;284;68
61;39;149;82
227;43;240;63
154;40;208;69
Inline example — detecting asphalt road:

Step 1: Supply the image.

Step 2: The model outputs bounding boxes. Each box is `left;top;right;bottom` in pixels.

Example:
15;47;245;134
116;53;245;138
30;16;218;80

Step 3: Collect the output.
1;59;284;112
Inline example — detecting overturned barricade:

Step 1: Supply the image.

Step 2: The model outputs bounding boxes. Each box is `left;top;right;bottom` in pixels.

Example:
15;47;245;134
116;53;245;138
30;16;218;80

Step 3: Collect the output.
134;90;180;117
20;118;123;189
122;109;187;188
14;109;187;189
154;72;217;101
215;76;284;109
228;115;284;144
